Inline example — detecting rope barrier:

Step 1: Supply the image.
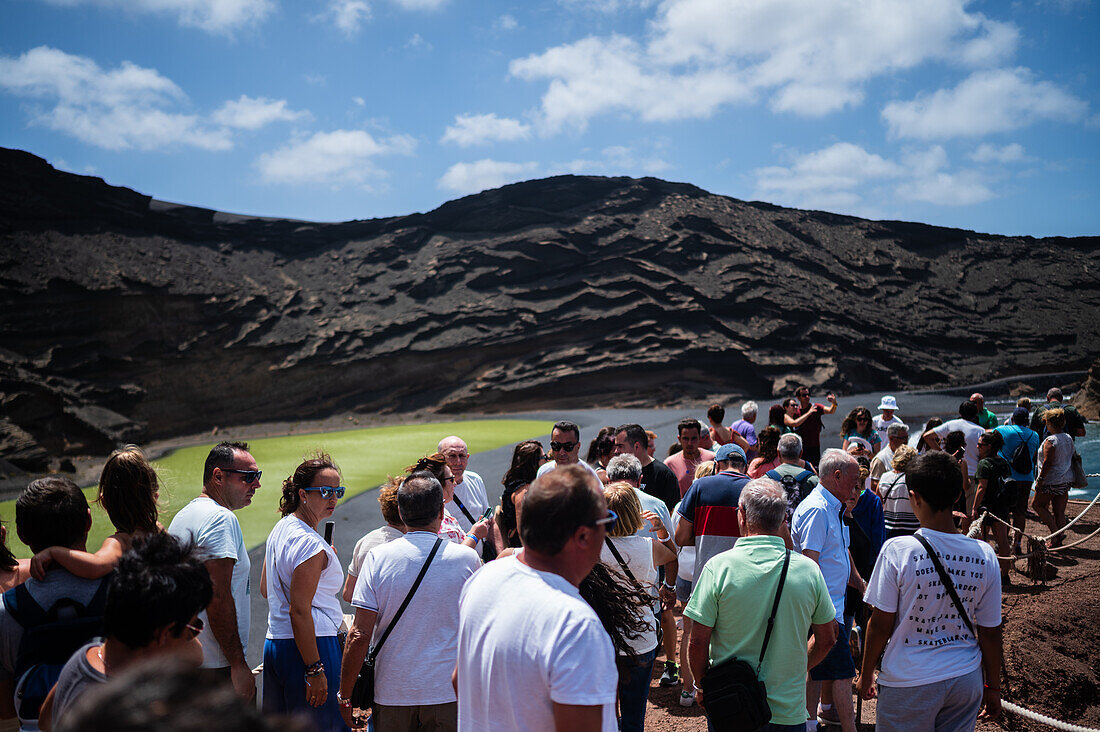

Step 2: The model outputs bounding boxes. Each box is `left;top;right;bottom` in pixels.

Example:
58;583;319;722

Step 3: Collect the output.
1002;700;1100;732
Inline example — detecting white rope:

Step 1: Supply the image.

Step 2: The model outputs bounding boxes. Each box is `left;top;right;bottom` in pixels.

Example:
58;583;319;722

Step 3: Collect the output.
1003;700;1100;732
1042;487;1100;541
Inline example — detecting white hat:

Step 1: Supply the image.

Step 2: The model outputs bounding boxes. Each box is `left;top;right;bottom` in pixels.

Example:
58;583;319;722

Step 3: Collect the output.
847;436;873;453
878;395;899;411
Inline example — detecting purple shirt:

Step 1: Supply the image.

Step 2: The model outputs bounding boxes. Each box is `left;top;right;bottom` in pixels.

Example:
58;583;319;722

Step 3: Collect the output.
730;419;758;461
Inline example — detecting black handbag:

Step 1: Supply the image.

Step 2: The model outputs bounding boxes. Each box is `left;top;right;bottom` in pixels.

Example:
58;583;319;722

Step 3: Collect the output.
350;537;443;709
700;549;790;731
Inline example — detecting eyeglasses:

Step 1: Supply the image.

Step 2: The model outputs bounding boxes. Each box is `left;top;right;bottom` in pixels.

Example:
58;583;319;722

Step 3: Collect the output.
855;417;869;423
590;509;618;529
550;441;578;452
184;617;204;638
303;485;346;500
442;475;456;484
222;469;261;484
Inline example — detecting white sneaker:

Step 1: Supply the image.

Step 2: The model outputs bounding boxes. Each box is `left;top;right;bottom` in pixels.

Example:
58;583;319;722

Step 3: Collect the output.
679;689;695;707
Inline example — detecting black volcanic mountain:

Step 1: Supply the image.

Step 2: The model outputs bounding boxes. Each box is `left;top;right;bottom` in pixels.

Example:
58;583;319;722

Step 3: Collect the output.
1;147;1097;469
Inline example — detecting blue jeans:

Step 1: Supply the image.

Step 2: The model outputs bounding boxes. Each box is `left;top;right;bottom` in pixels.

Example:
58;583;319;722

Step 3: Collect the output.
618;648;657;732
263;636;350;732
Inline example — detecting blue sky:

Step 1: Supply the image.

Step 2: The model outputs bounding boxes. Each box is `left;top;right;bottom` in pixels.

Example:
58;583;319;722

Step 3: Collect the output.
1;0;1097;236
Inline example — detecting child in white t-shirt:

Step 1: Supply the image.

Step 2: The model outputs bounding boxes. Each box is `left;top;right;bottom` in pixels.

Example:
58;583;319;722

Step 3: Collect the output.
857;451;1003;732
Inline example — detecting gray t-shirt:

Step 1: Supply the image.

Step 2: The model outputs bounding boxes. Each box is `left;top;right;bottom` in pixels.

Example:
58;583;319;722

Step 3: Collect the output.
49;641;106;727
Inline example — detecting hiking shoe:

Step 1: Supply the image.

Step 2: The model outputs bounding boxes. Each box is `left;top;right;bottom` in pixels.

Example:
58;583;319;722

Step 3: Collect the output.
679;689;695;707
817;706;841;726
659;661;679;686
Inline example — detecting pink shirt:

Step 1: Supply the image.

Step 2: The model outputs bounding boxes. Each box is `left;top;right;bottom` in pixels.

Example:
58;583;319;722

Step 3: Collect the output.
665;448;716;496
748;455;781;478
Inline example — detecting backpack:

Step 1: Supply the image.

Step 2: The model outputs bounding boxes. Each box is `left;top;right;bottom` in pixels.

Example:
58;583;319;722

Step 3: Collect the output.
1009;427;1034;475
3;578;109;722
766;468;814;518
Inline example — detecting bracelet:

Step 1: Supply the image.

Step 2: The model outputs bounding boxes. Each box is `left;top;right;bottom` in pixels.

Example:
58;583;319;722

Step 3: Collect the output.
304;660;325;677
657;533;670;542
466;532;481;546
336;692;352;708
663;581;676;590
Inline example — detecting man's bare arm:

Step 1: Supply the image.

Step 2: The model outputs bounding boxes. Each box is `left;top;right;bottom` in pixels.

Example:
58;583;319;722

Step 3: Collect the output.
807;621;837;670
977;624;1003;721
204;557;255;700
674;516;694;547
688;620;713;705
857;607;895;699
552;702;605;732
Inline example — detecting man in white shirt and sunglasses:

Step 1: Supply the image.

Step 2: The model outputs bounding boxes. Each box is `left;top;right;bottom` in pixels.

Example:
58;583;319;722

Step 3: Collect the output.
537;421;602;482
169;440;260;700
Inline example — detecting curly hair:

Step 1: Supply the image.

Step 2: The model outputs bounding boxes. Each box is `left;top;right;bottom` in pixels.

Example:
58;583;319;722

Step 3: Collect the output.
408;453;448;483
279;452;340;516
578;562;655;676
756;425;781;463
840;407;873;437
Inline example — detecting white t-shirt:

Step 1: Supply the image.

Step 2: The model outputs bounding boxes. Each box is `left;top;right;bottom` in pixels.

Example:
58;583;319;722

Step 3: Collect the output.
167;495;250;668
932;419;986;475
864;529;1001;687
536;459;602;481
600;536;658;655
456;555;617;731
347;525;404;578
353;531;481;706
671;506;696;581
265;515;344;640
447;471;489;533
873;415;906;448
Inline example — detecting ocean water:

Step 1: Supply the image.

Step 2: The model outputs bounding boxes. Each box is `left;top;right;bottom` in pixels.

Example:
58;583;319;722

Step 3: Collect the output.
985;398;1098;501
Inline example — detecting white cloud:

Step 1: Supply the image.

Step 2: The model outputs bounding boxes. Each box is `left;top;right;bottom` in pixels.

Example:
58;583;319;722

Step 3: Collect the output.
39;0;272;33
405;33;431;50
352;96;366;106
883;67;1088;139
0;46;230;150
511;34;752;133
438;159;538;195
303;73;328;86
392;0;448;9
256;129;416;185
440;113;531;147
512;0;1021;131
554;145;668;175
753;142;993;211
494;14;519;31
969;142;1029;164
319;0;371;34
211;95;306;129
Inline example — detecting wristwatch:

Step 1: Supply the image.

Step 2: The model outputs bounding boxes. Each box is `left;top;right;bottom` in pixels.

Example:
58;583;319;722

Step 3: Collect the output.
336;692;352;708
663;581;676;591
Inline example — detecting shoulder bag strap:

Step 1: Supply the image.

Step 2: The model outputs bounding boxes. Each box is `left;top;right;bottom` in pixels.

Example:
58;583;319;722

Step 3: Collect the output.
756;549;791;674
451;493;476;525
912;534;975;636
603;536;638;584
368;537;443;662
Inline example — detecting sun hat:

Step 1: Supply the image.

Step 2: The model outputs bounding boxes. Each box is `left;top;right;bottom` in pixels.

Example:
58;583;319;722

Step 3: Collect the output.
878;395;899;411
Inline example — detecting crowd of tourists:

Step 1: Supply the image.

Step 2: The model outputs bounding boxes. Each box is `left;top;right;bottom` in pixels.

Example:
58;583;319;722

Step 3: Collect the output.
0;386;1089;732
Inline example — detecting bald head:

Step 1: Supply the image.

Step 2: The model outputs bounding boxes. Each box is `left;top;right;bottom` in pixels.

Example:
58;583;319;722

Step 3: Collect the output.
970;393;985;409
438;436;470;482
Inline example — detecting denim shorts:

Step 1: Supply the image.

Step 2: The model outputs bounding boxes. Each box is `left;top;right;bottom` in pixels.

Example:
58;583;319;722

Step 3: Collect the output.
810;620;856;681
675;576;693;604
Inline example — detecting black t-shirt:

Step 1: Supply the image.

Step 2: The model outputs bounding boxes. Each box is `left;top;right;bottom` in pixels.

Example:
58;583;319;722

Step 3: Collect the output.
974;456;1012;507
641;458;680;513
1031;403;1087;436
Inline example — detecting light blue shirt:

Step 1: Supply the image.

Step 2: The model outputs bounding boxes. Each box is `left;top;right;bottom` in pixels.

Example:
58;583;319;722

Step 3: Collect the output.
633;487;675;548
790;485;850;623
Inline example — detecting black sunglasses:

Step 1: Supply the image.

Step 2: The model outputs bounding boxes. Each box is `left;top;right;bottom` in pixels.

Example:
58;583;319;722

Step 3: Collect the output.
550;441;578;452
222;468;262;484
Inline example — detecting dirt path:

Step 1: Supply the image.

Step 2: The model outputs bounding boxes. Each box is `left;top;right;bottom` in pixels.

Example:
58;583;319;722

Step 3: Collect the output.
640;500;1100;732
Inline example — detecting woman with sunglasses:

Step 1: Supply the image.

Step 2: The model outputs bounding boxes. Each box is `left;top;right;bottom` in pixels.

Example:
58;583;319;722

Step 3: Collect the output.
841;406;882;454
409;453;491;552
261;453;349;732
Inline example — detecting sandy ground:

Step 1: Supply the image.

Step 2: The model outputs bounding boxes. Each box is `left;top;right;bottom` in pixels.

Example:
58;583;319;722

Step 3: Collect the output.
640;500;1100;732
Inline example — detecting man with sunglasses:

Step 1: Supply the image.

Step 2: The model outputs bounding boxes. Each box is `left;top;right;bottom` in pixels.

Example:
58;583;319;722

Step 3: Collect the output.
39;532;213;729
168;440;260;700
793;387;839;467
536;421;602;482
456;466;618;732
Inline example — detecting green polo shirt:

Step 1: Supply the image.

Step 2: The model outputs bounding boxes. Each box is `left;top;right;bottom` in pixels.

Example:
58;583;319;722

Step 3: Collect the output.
685;535;835;725
977;408;998;430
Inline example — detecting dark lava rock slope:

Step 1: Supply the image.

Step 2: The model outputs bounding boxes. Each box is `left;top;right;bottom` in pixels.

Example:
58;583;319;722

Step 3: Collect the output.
1;147;1097;466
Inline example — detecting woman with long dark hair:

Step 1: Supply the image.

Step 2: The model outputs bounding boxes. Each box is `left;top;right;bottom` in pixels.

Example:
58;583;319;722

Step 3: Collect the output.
841;407;881;453
30;445;161;580
493;440;545;551
261;453;348;732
